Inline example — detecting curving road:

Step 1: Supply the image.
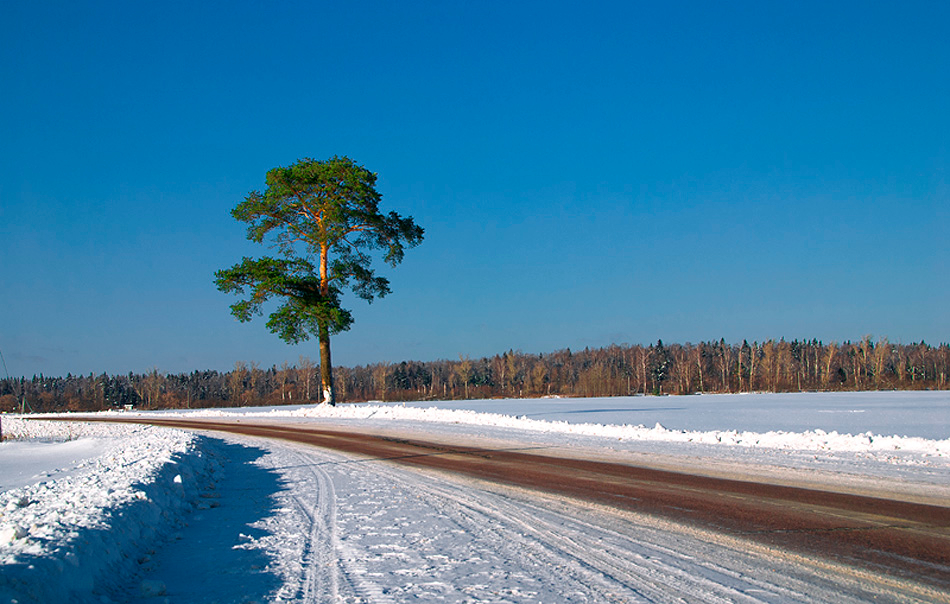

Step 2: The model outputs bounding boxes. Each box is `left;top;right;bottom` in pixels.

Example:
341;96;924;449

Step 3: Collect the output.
96;417;950;594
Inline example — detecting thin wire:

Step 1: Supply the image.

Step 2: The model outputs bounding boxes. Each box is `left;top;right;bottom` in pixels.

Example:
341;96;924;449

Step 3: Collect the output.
0;347;10;428
0;345;29;414
0;345;10;382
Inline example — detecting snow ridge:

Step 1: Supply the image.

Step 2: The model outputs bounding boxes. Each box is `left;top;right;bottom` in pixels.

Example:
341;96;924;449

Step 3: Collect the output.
297;403;950;455
133;402;950;458
0;419;215;604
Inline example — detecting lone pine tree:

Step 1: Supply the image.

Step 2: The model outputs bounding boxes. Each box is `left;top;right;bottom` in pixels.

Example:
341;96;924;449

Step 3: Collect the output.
215;156;423;405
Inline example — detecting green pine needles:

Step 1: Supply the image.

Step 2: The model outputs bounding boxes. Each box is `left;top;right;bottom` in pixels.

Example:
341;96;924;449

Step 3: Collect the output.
214;156;423;405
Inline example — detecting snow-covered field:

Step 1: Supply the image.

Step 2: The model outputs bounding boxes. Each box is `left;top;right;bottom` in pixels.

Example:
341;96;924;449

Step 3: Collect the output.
1;391;948;603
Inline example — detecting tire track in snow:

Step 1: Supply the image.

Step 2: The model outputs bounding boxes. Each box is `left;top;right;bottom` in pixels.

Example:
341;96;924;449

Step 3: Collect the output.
280;446;398;604
352;458;945;604
283;447;340;602
364;463;756;603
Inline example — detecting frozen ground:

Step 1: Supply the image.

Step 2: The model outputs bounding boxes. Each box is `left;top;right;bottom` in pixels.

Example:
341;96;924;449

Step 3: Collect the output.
1;391;949;603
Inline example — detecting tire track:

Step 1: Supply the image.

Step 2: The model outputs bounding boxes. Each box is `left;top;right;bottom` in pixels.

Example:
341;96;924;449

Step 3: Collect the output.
282;447;340;602
361;460;933;603
257;435;946;603
279;446;399;604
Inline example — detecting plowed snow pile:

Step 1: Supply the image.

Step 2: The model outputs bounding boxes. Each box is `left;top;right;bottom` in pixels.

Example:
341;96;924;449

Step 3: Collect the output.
0;419;214;603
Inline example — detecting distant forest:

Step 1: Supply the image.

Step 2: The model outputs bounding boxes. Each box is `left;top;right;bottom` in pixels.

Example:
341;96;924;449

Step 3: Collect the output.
2;338;947;413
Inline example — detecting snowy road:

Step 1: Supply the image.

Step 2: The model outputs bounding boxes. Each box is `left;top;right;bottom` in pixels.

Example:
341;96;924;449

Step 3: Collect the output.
94;419;942;604
122;429;945;604
113;416;950;587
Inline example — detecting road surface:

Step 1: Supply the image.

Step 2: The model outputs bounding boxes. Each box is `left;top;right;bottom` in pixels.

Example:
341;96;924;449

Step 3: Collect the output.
90;416;950;596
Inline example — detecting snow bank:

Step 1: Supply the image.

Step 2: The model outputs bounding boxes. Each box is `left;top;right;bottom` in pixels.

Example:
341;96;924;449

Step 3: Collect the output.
295;405;950;457
1;418;94;443
0;419;215;604
118;399;950;458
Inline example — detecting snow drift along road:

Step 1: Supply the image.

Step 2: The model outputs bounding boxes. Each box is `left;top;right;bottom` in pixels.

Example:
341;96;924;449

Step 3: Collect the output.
0;419;215;603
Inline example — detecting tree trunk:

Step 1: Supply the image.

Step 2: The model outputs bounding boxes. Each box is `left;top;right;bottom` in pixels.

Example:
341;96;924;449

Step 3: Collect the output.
317;242;336;405
749;342;757;392
319;319;335;405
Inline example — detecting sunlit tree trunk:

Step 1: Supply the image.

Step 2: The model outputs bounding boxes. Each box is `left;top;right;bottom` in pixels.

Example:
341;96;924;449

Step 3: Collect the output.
823;342;838;388
318;241;335;405
693;344;705;393
749;342;758;392
318;320;334;405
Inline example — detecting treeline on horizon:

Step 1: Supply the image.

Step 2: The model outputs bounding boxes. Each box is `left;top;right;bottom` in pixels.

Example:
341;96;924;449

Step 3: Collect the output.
1;337;947;413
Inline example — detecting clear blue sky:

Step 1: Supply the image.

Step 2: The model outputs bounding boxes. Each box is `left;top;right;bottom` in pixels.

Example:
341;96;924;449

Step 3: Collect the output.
1;1;947;378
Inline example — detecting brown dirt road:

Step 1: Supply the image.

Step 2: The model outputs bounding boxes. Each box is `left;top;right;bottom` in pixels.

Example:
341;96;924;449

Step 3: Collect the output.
81;416;950;592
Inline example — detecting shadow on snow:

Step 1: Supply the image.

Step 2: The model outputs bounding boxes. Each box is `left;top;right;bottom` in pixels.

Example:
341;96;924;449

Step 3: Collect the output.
111;438;288;603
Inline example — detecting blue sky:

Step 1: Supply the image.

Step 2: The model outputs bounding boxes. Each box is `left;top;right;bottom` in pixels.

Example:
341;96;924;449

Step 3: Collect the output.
1;1;947;378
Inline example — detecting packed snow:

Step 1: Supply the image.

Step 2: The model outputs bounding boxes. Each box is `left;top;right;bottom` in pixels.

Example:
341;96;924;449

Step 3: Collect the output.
0;420;213;603
1;391;948;603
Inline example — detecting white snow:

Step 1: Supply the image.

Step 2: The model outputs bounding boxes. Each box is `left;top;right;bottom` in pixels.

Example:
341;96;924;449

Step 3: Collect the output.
1;391;948;602
0;438;108;492
131;390;950;484
0;419;214;603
